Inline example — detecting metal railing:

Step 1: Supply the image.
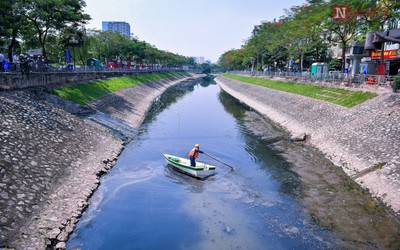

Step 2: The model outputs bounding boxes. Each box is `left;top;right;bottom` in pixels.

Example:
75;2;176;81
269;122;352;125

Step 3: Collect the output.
0;61;190;75
228;70;394;89
0;62;195;90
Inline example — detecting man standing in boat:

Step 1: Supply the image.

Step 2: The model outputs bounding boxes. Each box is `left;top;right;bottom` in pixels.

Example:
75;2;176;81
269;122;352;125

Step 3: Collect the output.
188;144;204;167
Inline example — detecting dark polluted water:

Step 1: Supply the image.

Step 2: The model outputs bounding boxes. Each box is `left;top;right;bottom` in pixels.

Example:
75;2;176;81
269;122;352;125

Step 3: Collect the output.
67;77;400;249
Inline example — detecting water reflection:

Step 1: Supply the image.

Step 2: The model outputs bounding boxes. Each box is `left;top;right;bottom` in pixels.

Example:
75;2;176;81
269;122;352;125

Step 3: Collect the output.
218;90;302;198
163;164;210;193
144;77;213;125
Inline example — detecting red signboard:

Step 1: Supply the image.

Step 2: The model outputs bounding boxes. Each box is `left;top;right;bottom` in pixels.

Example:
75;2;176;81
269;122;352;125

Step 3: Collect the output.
370;50;399;60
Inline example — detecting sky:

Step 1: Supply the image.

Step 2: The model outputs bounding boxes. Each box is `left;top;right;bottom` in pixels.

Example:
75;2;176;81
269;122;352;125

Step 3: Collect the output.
84;0;305;63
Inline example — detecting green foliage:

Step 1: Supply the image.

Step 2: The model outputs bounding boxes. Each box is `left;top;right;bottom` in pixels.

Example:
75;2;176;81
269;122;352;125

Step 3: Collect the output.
0;1;12;42
51;73;185;105
0;0;25;60
201;63;212;74
79;29;194;68
223;74;377;108
392;76;400;93
1;1;197;68
218;0;398;72
329;58;342;71
20;0;91;57
219;49;247;70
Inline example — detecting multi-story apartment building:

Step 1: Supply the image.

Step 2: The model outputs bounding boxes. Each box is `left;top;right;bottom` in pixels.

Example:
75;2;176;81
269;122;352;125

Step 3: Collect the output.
102;21;131;38
193;56;205;64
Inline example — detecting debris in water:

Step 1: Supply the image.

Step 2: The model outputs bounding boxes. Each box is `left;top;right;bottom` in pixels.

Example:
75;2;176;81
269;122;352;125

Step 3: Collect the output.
224;225;235;235
284;226;300;235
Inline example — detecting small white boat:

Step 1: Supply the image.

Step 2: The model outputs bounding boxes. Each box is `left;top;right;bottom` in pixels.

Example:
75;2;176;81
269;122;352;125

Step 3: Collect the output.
163;154;216;178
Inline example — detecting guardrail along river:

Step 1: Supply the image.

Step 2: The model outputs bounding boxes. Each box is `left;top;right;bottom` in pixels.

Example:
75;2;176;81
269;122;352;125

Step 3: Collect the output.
67;77;400;249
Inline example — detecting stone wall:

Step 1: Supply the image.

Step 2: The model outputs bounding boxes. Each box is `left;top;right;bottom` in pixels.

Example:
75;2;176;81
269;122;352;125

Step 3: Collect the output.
0;70;181;90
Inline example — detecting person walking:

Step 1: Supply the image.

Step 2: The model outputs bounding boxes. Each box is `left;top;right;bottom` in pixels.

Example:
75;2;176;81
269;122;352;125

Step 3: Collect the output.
12;53;19;71
187;144;204;167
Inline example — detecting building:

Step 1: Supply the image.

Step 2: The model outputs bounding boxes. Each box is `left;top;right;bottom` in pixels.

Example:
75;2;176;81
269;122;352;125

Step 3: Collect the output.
192;56;205;64
102;21;131;38
352;13;400;76
345;41;370;75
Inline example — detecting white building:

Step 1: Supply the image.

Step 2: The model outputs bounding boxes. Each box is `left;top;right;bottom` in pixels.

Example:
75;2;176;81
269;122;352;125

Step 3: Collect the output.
102;21;131;38
193;56;205;64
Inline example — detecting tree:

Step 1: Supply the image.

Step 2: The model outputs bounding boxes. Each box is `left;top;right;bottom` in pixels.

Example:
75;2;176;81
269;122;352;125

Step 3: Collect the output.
283;2;330;70
218;49;246;71
81;29;190;69
354;0;400;32
20;0;90;58
200;63;211;74
217;0;400;73
0;0;13;45
250;21;289;71
0;0;26;61
324;1;362;71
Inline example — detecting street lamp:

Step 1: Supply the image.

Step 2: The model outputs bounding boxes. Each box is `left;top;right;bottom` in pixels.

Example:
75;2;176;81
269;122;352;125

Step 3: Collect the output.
68;36;80;69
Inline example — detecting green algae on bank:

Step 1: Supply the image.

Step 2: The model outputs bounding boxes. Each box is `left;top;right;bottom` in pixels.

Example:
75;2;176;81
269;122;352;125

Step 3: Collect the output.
50;72;187;105
223;73;377;108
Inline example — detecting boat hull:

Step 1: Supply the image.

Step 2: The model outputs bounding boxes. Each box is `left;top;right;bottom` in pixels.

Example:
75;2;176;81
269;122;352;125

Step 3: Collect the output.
163;154;216;178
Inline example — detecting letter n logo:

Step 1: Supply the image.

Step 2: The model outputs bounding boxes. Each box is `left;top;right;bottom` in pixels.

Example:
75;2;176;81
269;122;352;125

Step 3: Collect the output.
333;5;348;21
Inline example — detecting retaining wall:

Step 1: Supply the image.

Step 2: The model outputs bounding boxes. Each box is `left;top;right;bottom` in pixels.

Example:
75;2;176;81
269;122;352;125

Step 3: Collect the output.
215;75;400;214
0;70;181;90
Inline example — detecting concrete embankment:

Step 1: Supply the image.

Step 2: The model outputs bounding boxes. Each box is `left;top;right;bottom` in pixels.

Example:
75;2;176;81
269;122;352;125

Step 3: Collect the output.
215;75;400;215
0;73;199;249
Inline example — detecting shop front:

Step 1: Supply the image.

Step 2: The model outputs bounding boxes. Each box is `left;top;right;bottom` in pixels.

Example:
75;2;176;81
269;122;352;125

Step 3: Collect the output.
358;49;400;76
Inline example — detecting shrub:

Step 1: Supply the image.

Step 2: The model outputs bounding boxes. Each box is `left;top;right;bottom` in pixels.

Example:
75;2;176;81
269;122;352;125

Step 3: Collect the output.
392;76;400;93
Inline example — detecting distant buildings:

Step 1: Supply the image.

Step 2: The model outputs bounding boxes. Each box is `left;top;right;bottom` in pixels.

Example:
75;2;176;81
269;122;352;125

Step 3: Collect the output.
192;56;205;64
102;21;131;38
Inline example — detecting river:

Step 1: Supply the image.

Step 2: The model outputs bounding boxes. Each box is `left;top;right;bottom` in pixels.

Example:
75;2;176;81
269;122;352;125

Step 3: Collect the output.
67;77;400;249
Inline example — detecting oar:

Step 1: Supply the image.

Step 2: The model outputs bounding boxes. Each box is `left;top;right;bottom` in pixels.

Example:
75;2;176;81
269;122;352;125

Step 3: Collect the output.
204;153;235;171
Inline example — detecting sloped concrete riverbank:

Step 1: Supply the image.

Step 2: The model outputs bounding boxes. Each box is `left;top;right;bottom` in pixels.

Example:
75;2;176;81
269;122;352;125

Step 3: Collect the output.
215;75;400;215
0;73;200;249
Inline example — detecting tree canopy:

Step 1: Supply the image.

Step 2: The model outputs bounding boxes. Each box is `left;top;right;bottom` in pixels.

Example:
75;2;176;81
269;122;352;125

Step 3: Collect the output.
218;0;400;72
0;0;203;69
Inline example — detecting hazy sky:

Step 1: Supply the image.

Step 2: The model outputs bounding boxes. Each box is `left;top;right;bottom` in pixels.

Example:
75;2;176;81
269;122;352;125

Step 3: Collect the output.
84;0;305;63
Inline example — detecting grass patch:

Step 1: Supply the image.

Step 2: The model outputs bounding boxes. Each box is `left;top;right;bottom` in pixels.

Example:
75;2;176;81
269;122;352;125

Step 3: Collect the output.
223;74;377;108
50;72;185;105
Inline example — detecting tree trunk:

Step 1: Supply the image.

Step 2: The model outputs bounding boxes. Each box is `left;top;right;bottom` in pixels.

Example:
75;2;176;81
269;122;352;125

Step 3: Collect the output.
300;53;304;72
7;32;17;62
38;31;47;58
341;43;346;72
